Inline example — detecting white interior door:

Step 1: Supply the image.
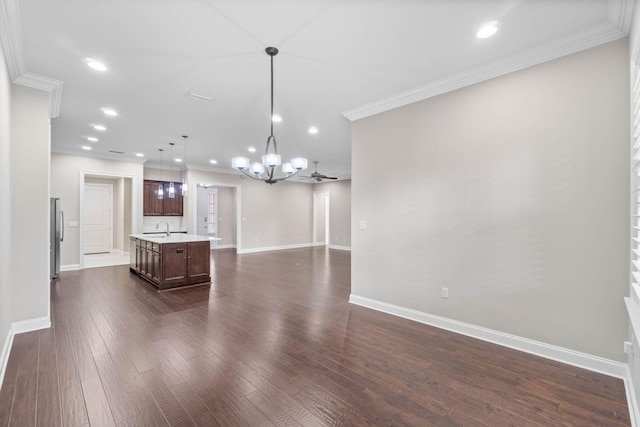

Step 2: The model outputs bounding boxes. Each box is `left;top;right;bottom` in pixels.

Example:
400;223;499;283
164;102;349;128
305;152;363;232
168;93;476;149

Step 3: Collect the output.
84;183;112;254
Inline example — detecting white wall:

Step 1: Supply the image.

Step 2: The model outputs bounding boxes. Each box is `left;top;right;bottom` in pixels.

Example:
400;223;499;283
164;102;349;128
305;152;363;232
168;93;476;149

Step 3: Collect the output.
628;1;640;412
352;39;629;362
51;154;143;266
0;33;12;373
314;180;351;248
10;85;51;323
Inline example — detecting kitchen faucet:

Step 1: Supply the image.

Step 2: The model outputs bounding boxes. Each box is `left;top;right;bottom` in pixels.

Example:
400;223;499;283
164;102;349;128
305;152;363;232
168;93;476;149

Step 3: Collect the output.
156;221;170;236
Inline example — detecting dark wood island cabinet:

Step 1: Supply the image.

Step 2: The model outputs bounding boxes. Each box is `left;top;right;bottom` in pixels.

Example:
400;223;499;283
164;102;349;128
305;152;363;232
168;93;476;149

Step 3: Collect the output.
129;234;210;290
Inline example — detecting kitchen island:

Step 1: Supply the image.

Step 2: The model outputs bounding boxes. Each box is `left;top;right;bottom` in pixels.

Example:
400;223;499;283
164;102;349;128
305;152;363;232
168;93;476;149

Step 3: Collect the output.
129;233;211;290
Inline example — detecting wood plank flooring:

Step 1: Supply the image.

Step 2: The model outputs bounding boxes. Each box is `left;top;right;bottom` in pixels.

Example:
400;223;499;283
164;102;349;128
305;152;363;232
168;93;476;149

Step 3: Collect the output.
0;247;631;426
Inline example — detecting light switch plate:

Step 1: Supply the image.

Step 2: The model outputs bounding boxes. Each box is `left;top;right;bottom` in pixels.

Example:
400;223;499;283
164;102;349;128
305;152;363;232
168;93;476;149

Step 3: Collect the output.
68;221;79;227
359;220;367;230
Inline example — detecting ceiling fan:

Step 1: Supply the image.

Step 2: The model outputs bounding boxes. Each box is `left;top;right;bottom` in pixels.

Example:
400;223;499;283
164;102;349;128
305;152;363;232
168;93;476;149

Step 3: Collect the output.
302;161;338;182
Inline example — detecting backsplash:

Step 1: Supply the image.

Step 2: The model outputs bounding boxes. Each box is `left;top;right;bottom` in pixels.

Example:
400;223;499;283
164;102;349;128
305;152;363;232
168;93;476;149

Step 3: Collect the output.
142;216;187;233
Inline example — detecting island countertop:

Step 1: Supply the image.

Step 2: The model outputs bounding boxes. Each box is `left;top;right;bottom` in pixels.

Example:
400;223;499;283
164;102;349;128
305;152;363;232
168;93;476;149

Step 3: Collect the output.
129;233;211;244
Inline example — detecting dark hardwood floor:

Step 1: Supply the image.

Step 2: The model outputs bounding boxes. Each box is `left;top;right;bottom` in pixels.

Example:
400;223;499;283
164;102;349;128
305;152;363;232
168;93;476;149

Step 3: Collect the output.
0;247;630;426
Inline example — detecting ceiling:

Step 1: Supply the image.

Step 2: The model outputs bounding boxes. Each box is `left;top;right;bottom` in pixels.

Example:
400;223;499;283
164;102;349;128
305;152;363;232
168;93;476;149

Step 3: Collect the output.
6;0;632;181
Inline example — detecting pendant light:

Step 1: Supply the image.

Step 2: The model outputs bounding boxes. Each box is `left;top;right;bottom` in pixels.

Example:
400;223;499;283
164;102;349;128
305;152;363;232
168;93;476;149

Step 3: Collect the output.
168;142;176;198
231;47;307;184
157;148;164;199
182;135;188;197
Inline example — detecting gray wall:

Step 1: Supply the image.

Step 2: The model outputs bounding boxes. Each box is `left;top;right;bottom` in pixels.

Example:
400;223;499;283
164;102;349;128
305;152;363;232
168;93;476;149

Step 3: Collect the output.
351;39;629;361
0;36;11;366
314;180;351;248
10;85;51;323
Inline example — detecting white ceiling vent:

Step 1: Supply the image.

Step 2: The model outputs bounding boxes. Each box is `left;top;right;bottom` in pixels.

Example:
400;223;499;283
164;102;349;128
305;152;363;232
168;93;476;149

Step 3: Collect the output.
185;91;213;103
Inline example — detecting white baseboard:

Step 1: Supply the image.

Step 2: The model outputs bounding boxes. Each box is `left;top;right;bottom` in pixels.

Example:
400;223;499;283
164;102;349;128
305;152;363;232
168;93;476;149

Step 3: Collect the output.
11;316;50;335
237;243;315;254
624;365;640;427
329;245;351;251
349;294;627;379
0;316;50;392
0;327;14;391
212;244;236;250
61;264;80;271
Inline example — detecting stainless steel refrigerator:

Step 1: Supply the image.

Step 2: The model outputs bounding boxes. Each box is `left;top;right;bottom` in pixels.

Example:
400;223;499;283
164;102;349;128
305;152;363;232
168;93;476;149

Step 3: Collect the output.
50;198;63;279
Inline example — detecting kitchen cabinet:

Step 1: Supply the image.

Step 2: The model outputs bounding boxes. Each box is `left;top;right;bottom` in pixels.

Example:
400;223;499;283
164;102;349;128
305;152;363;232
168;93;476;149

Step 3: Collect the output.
143;180;183;216
162;182;183;216
143;180;164;216
130;235;210;290
134;239;161;284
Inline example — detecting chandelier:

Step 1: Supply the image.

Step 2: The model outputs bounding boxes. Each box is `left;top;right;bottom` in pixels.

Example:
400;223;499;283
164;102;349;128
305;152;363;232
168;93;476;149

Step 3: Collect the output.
231;47;307;184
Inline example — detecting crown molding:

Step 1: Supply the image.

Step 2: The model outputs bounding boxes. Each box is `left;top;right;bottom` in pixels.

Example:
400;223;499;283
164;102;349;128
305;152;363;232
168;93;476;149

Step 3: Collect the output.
0;0;62;118
0;0;24;80
343;0;633;122
608;0;634;32
14;72;63;117
51;147;147;164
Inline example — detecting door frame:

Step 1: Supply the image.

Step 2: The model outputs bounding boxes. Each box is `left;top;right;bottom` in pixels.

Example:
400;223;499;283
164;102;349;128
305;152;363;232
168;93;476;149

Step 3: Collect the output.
79;171;139;269
189;181;241;251
83;182;113;254
196;186;219;249
312;191;330;246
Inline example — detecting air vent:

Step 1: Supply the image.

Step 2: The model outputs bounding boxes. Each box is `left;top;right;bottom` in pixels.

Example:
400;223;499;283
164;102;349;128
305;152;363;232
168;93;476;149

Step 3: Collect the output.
109;150;124;154
185;91;213;103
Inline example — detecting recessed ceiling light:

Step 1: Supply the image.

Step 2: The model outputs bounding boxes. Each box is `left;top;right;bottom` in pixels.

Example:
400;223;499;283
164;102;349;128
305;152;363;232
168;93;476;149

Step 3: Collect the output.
248;146;257;153
271;114;282;123
93;124;106;131
135;153;144;157
308;126;319;134
87;136;98;142
210;160;218;164
477;21;498;39
102;108;118;116
86;58;107;71
174;158;182;163
81;146;92;151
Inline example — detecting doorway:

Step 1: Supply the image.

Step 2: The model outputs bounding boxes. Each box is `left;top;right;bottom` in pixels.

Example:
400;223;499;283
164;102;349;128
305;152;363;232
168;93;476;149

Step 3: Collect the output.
81;174;134;268
196;186;218;249
193;183;238;250
313;191;330;246
83;183;112;254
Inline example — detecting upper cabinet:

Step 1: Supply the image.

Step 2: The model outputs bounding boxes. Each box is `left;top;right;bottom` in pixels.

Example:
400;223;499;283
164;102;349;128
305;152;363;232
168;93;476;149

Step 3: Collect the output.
163;182;183;216
143;180;183;216
143;180;164;216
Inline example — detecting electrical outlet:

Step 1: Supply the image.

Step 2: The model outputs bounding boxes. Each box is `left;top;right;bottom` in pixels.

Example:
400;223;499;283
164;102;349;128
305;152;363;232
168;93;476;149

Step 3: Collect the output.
441;287;449;298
